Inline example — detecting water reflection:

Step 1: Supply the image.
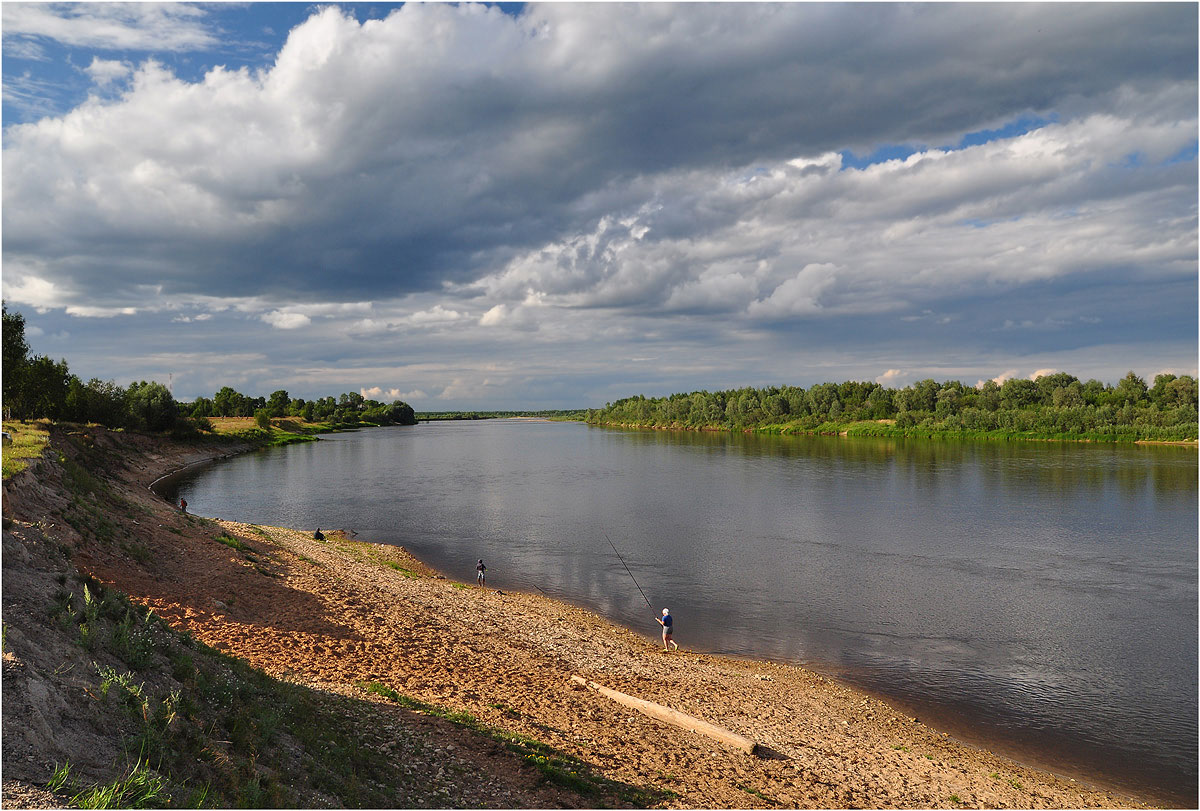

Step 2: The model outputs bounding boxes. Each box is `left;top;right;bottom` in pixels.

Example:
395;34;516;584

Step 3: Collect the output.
166;422;1197;805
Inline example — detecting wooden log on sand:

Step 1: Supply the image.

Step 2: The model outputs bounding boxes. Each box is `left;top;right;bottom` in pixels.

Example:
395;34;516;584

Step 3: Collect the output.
570;675;763;757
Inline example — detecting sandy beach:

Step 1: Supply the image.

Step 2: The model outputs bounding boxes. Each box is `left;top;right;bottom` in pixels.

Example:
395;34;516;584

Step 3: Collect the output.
3;425;1156;808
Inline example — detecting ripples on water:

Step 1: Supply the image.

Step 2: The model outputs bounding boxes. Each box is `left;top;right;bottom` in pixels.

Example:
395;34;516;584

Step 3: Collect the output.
168;421;1198;805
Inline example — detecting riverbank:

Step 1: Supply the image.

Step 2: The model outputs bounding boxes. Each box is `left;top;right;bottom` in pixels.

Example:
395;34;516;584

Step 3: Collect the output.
2;425;1160;808
588;418;1199;445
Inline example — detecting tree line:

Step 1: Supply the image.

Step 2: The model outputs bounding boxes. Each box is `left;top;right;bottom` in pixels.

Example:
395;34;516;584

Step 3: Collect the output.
587;372;1199;441
2;304;415;432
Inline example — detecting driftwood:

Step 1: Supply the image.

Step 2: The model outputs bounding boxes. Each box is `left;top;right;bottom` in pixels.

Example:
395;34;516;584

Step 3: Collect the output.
570;675;763;756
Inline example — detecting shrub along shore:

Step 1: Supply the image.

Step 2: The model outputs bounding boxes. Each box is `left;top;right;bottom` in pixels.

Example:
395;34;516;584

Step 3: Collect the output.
586;373;1198;443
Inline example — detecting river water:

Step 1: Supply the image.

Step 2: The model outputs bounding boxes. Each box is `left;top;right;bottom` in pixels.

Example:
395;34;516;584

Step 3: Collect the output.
164;420;1198;805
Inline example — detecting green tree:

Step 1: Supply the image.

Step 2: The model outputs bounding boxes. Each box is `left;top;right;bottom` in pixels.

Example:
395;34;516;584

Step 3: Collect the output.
190;396;215;418
1051;382;1085;408
1114;371;1148;406
19;355;72;420
255;408;271;429
935;386;962;416
338;391;365;412
213;386;246;417
126;381;177;431
83;379;129;427
1035;372;1079;404
267;389;291;417
1162;376;1198;408
1000;378;1039;409
2;303;31;418
2;303;31;414
866;386;894;419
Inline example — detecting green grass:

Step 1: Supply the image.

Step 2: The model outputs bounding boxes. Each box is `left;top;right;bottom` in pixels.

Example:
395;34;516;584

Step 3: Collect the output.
73;759;171;809
214;533;253;552
384;561;416;577
738;783;775;803
47;762;73;794
205;417;324;448
1;420;50;478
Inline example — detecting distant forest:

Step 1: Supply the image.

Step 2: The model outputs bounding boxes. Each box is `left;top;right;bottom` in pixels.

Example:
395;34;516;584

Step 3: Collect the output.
418;410;586;421
2;304;415;432
587;373;1199;442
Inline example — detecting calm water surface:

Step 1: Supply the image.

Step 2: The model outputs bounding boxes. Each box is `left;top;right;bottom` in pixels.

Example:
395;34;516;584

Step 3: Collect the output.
166;421;1198;805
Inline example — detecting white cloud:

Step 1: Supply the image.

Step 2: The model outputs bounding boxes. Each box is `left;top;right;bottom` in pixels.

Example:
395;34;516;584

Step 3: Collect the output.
84;56;132;87
479;305;508;327
261;311;311;330
361;387;427;401
408;305;463;324
479;303;539;331
746;264;838;319
2;3;217;51
1029;368;1059;380
64;305;137;318
876;369;905;386
3;273;62;313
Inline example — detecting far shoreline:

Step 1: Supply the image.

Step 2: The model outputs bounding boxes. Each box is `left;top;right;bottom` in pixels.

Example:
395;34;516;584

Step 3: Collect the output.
586;418;1200;446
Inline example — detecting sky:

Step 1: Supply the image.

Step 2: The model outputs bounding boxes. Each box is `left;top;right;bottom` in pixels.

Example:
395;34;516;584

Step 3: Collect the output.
2;2;1197;409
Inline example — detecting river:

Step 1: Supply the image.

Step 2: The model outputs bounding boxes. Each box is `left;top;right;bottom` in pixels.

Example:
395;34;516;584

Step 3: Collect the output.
164;420;1198;805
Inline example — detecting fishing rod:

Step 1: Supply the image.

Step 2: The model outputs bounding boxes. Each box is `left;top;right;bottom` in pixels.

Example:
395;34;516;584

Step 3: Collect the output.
605;532;653;610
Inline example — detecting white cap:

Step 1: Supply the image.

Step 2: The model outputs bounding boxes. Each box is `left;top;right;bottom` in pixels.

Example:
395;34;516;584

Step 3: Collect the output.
663;608;670;615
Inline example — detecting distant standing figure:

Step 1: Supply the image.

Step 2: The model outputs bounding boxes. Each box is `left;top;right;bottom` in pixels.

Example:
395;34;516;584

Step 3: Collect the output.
656;608;678;651
314;527;325;541
476;559;487;587
179;498;187;514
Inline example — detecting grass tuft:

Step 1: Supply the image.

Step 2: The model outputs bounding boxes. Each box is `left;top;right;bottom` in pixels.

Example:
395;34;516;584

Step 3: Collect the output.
1;420;50;479
384;560;416;577
72;759;170;809
214;533;253;552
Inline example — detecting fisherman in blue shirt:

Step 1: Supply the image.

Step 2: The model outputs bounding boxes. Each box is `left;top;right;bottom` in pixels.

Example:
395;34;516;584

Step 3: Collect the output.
656;608;678;651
